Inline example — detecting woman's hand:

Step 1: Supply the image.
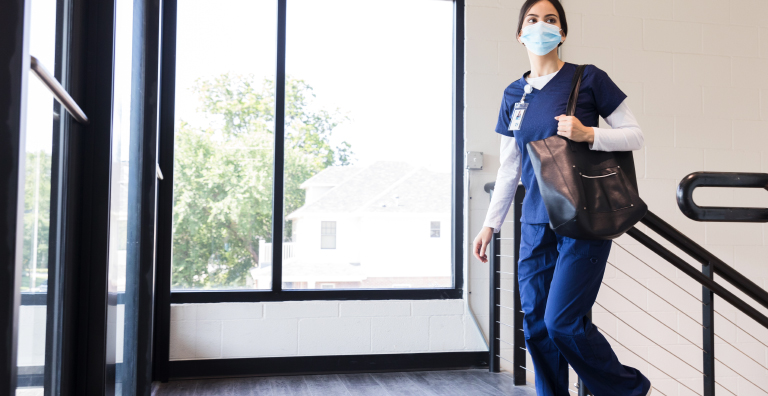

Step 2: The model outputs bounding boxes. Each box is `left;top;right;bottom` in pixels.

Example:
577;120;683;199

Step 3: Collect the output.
554;114;594;144
472;226;495;264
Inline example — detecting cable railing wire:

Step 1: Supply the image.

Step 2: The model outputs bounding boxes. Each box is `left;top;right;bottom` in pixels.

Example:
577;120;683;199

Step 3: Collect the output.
609;247;768;371
713;352;768;395
605;261;705;327
496;321;515;329
599;273;705;350
614;242;702;302
713;332;768;371
593;301;704;375
714;310;768;349
616;240;767;346
604;253;768;395
596;326;710;396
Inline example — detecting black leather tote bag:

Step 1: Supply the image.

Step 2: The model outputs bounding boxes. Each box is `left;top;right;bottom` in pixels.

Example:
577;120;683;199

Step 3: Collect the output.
526;64;647;240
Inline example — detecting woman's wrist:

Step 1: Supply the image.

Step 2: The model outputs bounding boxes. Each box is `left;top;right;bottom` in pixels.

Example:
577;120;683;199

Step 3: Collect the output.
585;126;595;144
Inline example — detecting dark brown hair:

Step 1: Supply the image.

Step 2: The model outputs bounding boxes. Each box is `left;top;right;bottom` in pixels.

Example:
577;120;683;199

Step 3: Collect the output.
516;0;568;48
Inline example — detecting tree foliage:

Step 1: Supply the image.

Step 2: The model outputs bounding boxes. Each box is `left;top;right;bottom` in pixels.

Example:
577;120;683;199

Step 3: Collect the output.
21;150;51;291
172;74;353;289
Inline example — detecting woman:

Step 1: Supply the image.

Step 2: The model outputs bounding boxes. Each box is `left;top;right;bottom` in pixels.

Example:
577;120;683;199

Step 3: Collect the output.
471;1;652;395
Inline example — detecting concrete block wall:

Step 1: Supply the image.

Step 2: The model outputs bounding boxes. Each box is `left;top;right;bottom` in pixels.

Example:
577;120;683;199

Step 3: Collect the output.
169;300;488;360
465;0;768;394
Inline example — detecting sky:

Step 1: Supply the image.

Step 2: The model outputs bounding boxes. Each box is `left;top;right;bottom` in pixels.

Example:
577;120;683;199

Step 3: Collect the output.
25;0;57;154
25;0;455;165
174;0;455;173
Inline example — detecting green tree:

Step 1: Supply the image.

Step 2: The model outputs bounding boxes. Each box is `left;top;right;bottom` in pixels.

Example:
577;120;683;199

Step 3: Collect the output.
172;74;353;289
22;150;52;291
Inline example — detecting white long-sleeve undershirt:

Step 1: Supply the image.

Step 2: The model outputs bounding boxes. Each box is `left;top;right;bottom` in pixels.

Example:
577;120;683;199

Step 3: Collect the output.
482;69;644;233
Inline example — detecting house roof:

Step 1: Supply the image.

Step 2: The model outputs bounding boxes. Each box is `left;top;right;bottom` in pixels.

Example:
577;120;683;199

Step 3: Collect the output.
299;165;363;188
286;161;451;219
250;261;365;282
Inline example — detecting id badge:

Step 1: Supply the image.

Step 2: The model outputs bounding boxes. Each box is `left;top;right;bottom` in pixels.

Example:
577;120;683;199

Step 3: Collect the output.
508;102;529;131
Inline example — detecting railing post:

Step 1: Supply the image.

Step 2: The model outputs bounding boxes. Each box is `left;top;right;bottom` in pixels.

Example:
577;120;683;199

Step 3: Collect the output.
486;182;501;373
512;185;527;385
703;263;715;396
485;183;526;382
489;213;501;373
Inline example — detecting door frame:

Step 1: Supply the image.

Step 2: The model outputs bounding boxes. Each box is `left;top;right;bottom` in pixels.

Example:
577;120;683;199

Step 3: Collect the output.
0;0;31;392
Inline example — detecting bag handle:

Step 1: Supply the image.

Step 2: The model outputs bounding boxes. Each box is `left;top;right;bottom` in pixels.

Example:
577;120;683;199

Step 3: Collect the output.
566;64;588;116
563;64;588;152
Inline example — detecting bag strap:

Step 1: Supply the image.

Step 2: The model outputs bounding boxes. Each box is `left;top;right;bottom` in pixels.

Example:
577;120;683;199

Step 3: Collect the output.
566;64;588;116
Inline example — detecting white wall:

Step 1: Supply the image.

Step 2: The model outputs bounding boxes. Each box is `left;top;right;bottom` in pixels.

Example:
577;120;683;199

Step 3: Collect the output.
465;0;768;394
289;213;451;277
169;300;487;359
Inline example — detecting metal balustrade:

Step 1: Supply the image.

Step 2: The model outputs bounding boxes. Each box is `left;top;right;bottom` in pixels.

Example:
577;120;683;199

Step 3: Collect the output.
486;172;768;396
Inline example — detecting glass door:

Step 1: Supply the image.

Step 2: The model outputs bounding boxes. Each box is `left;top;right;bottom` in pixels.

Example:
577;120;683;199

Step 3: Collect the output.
15;0;65;394
4;0;160;393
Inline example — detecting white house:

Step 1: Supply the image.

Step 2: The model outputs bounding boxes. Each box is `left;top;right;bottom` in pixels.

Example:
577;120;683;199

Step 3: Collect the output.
251;160;453;289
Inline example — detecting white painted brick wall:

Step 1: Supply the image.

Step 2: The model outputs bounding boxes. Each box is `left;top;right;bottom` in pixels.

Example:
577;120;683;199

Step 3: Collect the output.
169;300;486;360
465;0;768;393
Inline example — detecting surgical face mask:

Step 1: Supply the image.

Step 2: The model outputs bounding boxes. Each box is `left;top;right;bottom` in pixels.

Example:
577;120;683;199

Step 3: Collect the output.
519;21;563;56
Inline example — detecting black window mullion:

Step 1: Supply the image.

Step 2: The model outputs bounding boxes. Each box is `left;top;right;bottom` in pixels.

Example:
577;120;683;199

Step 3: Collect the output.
153;0;178;383
272;0;287;293
452;0;465;294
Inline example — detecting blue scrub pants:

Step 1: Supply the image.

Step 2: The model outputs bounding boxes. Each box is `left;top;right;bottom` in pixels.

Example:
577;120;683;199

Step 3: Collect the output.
518;222;651;396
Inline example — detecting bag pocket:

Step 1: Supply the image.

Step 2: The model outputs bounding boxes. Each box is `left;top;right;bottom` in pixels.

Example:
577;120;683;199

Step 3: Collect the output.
578;166;633;213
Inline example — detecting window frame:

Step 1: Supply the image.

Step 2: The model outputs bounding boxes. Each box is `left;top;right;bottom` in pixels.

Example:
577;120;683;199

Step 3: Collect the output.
155;0;465;305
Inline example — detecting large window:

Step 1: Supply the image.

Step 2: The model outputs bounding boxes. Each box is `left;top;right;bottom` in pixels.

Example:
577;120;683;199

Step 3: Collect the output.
166;0;462;298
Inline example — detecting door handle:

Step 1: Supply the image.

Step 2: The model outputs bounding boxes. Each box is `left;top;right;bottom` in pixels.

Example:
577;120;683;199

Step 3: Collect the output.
30;55;89;125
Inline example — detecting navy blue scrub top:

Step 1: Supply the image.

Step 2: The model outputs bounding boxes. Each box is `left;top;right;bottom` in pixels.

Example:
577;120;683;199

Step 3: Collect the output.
495;62;627;224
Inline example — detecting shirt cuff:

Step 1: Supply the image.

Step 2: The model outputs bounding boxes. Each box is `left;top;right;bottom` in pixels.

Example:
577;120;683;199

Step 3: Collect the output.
589;127;605;151
482;219;501;234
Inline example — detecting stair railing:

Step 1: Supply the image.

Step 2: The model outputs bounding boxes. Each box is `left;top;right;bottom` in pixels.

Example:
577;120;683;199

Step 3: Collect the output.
487;172;768;396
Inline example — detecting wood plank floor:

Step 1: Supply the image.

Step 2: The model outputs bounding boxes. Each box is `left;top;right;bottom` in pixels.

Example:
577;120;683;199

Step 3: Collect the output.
153;369;537;396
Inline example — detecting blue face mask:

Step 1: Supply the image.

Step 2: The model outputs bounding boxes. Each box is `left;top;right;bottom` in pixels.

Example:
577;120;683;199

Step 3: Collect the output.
519;21;563;56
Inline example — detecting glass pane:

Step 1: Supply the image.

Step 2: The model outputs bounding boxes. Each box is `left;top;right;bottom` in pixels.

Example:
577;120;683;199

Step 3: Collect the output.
17;0;58;393
171;0;277;290
109;0;134;393
16;0;56;396
282;0;454;290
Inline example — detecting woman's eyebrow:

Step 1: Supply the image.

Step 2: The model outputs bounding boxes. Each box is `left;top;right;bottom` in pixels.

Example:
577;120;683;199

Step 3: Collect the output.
526;13;558;18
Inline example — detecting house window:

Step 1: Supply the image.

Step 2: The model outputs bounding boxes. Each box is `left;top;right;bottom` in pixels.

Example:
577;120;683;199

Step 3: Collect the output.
431;221;440;238
321;221;336;249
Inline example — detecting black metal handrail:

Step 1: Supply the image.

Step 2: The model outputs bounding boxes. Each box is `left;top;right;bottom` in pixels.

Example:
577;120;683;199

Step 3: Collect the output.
486;174;768;395
627;221;768;328
639;210;768;312
677;171;768;222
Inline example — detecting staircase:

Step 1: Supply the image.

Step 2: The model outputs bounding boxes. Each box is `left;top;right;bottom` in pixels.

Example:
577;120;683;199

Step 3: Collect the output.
486;172;768;395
